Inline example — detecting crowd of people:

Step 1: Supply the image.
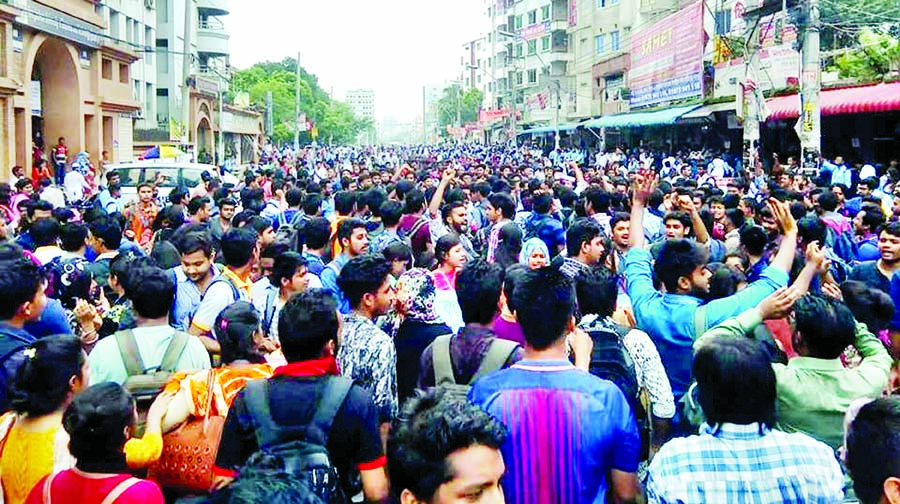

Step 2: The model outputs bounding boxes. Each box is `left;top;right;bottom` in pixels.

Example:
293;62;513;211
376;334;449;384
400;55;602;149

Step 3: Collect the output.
1;141;900;503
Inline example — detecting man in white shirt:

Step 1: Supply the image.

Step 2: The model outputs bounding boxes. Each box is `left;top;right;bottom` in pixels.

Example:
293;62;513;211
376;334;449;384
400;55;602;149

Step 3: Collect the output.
63;165;88;203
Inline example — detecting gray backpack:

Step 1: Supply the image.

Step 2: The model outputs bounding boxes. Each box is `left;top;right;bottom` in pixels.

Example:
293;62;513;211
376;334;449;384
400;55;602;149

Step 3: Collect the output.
430;335;518;399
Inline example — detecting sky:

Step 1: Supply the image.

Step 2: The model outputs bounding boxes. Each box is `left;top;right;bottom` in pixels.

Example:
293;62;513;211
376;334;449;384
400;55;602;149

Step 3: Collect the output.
223;0;486;124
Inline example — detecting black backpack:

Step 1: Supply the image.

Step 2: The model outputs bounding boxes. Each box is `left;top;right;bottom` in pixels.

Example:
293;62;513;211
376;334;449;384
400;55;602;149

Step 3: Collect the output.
584;321;651;460
275;223;302;252
241;376;353;504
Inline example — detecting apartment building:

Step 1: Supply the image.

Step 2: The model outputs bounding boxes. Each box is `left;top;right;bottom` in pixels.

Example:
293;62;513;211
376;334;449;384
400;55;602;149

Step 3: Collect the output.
346;88;376;145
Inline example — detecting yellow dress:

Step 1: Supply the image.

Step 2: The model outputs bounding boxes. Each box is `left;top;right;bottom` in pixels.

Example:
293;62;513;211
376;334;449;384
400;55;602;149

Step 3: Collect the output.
0;424;57;504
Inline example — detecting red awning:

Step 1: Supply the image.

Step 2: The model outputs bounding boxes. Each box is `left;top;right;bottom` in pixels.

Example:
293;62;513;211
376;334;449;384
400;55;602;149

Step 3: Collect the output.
765;82;900;121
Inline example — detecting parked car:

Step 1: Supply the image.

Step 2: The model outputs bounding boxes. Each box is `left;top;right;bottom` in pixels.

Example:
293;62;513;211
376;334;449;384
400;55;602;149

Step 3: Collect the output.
105;161;237;205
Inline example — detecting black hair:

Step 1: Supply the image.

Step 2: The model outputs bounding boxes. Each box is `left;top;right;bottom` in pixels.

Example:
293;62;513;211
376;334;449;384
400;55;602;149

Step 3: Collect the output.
709;264;746;300
565;218;603;258
220;227;258;268
488;192;516;220
338;256;392;310
246;216;274;237
847;398;900;504
797;216;827;244
502;263;528;312
794;294;856;359
0;252;44;320
128;266;175;319
59;222;88;252
382;242;413;264
285;188;304;208
817;191;839;212
740;225;768;256
403;190;426;215
278;289;339;362
380;200;404;228
725;208;746;230
387;390;507;503
654;239;707;293
302;192;323;216
611;212;630;230
174;230;213;257
694;337;776;428
880;221;900;239
260;242;289;261
187;196;211;216
434;233;462;266
472;181;492;198
858;205;885;232
63;382;135;463
440;201;466;225
88;217;122;250
663;211;693;234
724;249;751;272
495;222;523;271
361;189;387;217
456;260;504;325
270;251;308;289
26;200;53;219
334;191;356;216
574;266;618;318
303;217;332;250
30;217;59;247
336;218;367;246
9;335;84;417
214;301;266;365
512;267;576;350
531;192;553;214
583;187;611;214
841;281;895;335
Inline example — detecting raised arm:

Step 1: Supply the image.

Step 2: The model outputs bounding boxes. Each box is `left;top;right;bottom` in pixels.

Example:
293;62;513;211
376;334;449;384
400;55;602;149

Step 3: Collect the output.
428;167;455;220
629;174;656;250
767;198;799;274
676;196;709;245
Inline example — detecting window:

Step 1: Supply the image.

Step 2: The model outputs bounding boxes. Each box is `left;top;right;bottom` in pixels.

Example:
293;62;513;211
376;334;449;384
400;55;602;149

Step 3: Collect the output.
541;35;551;52
109;10;120;40
156;39;168;72
527;9;537;25
102;58;112;79
595;34;606;54
527;69;537;84
541;5;550;20
714;10;732;35
527;39;536;55
611;0;620;4
516;72;523;85
516;43;524;58
610;30;620;52
120;63;130;83
515;15;523;29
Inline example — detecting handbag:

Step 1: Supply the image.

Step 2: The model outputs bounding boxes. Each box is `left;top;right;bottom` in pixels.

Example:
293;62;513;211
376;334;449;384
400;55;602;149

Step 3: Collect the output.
148;370;225;495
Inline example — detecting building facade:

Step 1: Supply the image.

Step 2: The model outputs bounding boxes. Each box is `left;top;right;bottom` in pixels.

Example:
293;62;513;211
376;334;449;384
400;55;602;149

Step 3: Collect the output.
0;0;143;180
346;88;376;145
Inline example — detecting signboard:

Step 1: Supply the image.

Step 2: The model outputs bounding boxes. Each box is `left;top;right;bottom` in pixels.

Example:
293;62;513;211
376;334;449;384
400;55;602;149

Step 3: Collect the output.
629;1;704;108
569;0;577;26
29;81;41;116
518;22;550;42
12;0;103;48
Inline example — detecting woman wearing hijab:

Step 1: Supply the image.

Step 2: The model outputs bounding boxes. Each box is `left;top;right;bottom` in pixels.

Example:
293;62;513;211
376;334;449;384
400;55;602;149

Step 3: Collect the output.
519;237;550;270
393;269;452;405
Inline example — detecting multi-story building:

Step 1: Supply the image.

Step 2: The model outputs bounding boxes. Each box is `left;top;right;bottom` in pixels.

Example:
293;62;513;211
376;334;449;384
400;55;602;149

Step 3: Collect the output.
0;0;142;179
346;88;376;145
422;83;444;144
141;0;260;164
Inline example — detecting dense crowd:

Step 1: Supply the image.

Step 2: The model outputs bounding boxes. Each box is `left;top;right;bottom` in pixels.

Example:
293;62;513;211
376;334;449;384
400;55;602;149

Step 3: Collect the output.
0;142;900;503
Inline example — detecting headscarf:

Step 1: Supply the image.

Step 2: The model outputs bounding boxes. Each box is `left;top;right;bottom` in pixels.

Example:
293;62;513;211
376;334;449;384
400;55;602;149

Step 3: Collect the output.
395;268;441;324
519;237;549;265
47;257;94;309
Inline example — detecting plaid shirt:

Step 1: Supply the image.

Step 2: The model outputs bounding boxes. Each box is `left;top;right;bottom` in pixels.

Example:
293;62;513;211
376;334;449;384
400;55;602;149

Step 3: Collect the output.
647;423;844;504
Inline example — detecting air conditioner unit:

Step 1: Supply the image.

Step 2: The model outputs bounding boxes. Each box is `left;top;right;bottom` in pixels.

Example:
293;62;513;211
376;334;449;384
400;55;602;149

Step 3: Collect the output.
134;110;145;119
144;0;154;9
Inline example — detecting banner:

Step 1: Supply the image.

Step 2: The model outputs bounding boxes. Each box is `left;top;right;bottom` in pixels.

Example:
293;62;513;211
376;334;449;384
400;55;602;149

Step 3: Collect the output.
518;22;550;42
629;1;704;108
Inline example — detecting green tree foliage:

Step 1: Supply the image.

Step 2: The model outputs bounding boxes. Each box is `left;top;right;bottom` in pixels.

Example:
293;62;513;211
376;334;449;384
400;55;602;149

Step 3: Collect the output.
436;84;483;136
829;28;900;82
820;0;900;50
231;57;368;145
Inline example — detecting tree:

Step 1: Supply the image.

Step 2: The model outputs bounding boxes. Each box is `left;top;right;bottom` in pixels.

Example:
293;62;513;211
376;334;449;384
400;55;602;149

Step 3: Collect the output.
436;84;483;137
230;58;368;145
819;0;900;50
828;28;900;82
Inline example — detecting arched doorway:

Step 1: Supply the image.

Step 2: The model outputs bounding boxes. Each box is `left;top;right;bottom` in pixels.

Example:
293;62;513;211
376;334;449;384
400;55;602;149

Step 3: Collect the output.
197;117;212;163
29;38;80;178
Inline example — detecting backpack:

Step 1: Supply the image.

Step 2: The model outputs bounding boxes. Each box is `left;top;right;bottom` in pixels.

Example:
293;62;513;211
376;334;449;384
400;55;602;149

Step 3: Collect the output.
274;223;301;252
398;216;428;248
522;214;546;242
207;275;241;304
825;225;858;265
261;288;279;338
115;329;190;435
583;321;651;459
429;335;518;400
240;377;353;504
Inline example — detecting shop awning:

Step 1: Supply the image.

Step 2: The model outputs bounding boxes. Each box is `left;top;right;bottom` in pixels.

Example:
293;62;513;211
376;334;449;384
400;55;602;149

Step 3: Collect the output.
582;104;702;129
766;82;900;121
680;101;736;120
518;123;582;135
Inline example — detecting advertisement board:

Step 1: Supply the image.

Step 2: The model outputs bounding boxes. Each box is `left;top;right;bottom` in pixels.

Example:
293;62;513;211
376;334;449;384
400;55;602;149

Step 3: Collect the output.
629;1;704;108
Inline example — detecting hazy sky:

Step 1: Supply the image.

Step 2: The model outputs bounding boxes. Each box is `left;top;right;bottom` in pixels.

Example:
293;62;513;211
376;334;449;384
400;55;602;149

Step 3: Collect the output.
223;0;485;123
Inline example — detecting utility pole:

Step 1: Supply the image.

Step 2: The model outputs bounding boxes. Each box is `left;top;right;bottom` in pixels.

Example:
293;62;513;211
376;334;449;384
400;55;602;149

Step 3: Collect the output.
422;86;427;144
181;0;193;149
294;51;301;151
553;80;560;151
798;0;821;173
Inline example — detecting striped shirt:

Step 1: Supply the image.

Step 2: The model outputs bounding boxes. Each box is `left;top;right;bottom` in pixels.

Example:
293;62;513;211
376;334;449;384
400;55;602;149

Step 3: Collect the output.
469;360;639;504
646;423;845;504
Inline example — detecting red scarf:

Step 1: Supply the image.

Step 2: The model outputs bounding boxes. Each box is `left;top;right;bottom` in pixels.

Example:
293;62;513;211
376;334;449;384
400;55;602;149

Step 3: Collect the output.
272;355;341;378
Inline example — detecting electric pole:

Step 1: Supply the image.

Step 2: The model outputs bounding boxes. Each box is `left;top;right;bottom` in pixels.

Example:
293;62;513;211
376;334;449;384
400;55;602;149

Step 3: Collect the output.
798;0;821;173
181;0;192;148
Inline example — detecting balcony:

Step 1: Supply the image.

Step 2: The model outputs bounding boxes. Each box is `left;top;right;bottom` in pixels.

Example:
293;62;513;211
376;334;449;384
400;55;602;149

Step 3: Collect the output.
197;0;229;16
197;19;229;57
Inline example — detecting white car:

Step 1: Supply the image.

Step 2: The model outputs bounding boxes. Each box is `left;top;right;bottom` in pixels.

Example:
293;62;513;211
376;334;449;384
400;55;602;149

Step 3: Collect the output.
106;161;238;205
